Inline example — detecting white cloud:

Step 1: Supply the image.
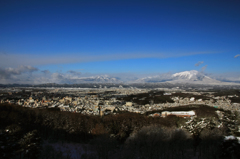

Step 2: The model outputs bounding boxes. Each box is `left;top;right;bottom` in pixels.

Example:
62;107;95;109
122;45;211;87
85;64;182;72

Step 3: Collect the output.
41;70;50;74
209;72;240;83
195;61;204;66
234;54;240;58
67;70;81;75
0;65;38;79
200;65;208;73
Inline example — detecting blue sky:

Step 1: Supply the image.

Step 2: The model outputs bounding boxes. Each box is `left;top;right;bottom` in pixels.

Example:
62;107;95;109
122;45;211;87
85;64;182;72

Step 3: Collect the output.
0;0;240;83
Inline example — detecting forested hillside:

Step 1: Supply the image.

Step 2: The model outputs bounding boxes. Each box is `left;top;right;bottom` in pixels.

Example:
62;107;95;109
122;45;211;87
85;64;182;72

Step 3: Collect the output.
1;103;240;159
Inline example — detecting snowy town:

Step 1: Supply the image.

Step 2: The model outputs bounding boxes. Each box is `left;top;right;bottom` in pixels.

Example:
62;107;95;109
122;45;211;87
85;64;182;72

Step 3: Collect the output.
1;86;240;159
1;87;239;116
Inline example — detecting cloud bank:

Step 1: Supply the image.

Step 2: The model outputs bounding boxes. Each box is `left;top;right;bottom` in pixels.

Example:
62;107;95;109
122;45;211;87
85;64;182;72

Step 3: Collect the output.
0;51;218;68
41;70;50;74
0;65;38;79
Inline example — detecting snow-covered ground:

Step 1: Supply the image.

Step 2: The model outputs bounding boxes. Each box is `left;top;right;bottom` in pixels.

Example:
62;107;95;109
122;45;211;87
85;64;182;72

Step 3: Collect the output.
42;141;96;159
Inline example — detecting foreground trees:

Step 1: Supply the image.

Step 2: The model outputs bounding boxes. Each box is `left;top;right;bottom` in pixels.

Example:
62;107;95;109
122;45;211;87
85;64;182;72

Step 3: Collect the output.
1;103;239;159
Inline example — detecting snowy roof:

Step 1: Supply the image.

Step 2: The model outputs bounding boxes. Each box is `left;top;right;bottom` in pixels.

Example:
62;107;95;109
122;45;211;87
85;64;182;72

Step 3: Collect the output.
162;111;195;116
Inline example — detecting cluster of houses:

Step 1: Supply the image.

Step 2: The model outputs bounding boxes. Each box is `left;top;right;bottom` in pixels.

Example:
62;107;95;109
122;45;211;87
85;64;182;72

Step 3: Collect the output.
0;87;240;116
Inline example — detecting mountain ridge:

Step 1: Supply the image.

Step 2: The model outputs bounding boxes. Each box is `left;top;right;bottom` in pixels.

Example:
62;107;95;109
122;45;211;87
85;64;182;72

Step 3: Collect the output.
0;70;239;85
131;70;221;84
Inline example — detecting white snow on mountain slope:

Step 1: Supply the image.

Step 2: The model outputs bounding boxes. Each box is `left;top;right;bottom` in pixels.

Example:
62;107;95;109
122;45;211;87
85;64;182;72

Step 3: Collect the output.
172;70;199;80
69;75;122;83
131;70;221;84
131;74;172;83
171;70;220;83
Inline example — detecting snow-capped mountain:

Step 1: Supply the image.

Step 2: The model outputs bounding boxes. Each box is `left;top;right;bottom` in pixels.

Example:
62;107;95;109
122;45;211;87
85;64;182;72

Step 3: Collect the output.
171;70;219;83
172;70;199;80
131;70;220;84
171;70;220;83
131;74;172;83
75;75;122;83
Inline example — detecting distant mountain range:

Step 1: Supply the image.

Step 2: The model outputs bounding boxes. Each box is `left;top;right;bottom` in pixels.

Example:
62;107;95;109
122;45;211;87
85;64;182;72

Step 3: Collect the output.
78;71;222;84
71;75;121;83
0;70;239;86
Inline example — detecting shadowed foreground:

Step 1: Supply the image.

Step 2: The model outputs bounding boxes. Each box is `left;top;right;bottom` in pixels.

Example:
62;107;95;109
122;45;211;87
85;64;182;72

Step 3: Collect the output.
1;103;240;159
